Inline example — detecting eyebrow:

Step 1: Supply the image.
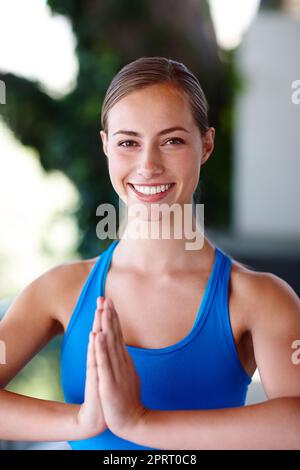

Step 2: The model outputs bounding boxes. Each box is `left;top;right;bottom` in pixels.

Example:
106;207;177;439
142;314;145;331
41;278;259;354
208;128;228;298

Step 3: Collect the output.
112;126;190;137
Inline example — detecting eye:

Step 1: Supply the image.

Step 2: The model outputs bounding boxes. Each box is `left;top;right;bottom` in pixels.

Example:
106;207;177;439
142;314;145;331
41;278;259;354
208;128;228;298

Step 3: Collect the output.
118;140;137;147
165;137;184;145
117;137;185;148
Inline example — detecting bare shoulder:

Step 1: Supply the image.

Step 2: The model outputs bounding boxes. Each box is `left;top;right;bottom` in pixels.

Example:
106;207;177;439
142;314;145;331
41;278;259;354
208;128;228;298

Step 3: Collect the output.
229;257;300;333
45;255;99;285
41;255;100;331
0;255;100;388
34;255;99;299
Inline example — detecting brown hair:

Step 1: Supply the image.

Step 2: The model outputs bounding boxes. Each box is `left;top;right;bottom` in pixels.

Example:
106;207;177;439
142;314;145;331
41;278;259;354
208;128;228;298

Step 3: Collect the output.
101;56;210;137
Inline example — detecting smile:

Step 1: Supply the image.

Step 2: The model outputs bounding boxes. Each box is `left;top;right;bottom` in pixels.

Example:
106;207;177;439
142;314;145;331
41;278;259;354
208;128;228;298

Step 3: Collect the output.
128;183;176;202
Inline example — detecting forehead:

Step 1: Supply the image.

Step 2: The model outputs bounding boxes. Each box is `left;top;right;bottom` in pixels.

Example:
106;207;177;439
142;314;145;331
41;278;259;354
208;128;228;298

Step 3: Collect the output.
107;83;195;132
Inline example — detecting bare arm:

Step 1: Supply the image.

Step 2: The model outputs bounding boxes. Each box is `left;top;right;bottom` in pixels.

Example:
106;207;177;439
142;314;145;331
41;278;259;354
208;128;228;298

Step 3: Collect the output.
0;389;81;441
117;273;300;449
0;266;106;441
8;265;298;447
124;396;300;450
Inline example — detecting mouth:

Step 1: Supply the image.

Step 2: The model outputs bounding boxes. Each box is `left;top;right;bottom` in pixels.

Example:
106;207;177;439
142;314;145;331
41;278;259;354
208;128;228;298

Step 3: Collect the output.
127;182;176;202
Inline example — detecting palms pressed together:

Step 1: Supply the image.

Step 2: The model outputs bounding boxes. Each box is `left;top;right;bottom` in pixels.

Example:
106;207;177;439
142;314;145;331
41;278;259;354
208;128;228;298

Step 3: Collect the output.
77;297;148;439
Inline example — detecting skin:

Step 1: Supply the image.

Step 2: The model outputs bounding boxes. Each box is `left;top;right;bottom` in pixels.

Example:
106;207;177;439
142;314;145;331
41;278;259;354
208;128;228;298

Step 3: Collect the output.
0;294;106;441
100;83;216;273
95;296;300;449
1;82;300;447
95;82;300;449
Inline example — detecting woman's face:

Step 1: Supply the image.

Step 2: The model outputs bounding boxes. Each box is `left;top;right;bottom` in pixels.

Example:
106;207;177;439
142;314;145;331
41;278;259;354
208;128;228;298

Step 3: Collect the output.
100;83;214;221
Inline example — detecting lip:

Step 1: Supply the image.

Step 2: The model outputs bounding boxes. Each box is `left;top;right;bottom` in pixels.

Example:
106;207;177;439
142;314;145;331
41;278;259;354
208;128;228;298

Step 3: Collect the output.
128;182;175;186
127;182;176;202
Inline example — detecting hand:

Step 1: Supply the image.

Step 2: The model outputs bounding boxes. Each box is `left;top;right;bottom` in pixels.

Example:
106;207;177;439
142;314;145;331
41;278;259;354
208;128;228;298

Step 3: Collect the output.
94;297;149;439
75;297;107;439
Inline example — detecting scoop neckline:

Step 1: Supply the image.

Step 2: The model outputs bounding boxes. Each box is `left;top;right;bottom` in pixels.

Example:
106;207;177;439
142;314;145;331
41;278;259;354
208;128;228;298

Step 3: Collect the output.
100;239;222;355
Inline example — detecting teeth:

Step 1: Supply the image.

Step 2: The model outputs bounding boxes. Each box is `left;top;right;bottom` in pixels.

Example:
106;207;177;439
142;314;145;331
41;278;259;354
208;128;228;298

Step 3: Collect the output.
132;183;172;195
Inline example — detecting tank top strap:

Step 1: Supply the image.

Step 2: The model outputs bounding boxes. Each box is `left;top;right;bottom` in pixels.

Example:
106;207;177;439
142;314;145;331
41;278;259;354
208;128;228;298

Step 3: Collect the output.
99;239;119;296
214;247;252;384
214;246;233;317
212;246;233;323
61;240;119;353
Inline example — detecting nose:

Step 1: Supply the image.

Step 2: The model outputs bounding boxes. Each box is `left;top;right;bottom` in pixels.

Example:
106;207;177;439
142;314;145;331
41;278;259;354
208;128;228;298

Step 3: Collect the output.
136;146;163;179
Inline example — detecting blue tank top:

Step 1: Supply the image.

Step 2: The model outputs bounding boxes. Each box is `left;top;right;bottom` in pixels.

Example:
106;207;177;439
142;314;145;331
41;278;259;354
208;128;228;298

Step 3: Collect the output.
61;239;252;450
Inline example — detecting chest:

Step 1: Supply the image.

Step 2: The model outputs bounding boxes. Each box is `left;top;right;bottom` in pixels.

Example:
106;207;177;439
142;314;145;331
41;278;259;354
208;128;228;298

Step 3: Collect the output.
60;261;256;378
104;268;214;349
104;266;255;378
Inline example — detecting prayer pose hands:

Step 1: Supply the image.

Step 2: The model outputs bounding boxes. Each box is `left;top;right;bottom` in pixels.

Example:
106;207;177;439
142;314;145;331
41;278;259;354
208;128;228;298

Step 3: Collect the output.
78;297;148;439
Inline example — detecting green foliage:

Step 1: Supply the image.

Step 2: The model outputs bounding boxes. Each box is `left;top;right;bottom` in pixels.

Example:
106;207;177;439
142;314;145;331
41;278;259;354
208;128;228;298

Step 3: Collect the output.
0;0;238;257
259;0;284;10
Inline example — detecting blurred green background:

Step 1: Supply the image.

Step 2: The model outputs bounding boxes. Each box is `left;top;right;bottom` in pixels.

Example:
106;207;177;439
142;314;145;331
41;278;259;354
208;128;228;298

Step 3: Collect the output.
1;0;298;449
0;0;240;404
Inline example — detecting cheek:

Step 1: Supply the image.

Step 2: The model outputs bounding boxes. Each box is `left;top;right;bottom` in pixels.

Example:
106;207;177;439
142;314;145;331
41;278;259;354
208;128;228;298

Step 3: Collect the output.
107;155;132;199
176;151;200;181
175;152;201;197
108;154;128;180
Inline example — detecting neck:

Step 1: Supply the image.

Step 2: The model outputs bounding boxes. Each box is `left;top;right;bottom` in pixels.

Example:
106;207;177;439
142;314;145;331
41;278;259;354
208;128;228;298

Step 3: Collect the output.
114;214;214;274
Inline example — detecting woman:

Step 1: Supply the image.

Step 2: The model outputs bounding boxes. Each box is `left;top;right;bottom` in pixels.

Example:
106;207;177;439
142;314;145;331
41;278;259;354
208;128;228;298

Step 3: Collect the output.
0;57;299;450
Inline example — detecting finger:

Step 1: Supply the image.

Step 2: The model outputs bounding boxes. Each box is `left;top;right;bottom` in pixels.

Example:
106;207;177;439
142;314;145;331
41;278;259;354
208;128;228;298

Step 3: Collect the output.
95;330;116;386
102;301;128;382
87;332;96;368
97;296;104;309
107;298;124;342
102;301;123;372
107;298;129;364
85;332;99;399
92;297;105;333
101;300;117;354
92;308;102;333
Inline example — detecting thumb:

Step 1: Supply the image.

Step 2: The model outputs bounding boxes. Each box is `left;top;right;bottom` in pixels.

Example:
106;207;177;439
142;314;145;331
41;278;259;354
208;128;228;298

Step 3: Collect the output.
84;332;99;400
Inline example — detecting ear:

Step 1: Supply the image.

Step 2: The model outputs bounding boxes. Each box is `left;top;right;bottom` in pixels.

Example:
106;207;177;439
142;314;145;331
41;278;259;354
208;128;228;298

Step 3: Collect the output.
100;130;109;157
201;127;215;166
